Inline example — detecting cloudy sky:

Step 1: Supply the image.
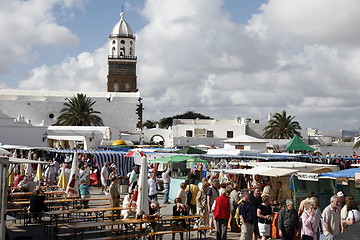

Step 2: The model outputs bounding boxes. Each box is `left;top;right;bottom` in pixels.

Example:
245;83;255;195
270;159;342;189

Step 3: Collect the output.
1;0;360;131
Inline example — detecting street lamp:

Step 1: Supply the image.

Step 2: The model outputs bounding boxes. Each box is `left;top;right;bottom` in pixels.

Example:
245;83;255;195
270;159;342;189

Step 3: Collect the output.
42;132;48;142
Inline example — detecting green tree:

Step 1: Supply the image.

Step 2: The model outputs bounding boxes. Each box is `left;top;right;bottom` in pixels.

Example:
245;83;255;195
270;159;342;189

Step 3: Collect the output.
159;111;212;128
263;110;302;139
56;93;104;126
143;120;159;129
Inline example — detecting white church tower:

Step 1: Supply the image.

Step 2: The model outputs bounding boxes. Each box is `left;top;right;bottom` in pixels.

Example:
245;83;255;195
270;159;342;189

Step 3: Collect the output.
107;11;138;92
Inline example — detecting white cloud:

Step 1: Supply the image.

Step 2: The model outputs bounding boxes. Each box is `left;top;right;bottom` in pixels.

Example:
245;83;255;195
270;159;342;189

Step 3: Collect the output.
0;0;80;74
18;46;107;91
259;0;360;48
13;0;360;130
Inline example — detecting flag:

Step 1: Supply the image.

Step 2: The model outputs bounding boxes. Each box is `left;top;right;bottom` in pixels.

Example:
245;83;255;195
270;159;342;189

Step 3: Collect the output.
8;164;14;187
35;163;43;183
58;164;67;189
66;151;79;196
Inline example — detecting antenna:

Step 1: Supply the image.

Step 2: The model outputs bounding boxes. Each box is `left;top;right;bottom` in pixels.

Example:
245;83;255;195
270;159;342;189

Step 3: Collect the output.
122;4;124;12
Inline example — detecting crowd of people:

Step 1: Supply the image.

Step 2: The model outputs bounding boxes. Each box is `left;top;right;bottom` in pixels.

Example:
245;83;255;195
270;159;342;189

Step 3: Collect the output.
168;173;360;240
7;149;360;240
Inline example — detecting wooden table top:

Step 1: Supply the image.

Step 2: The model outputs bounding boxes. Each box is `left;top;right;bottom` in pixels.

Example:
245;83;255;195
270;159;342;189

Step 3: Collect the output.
9;192;33;196
44;191;66;195
63;215;204;230
44;206;127;216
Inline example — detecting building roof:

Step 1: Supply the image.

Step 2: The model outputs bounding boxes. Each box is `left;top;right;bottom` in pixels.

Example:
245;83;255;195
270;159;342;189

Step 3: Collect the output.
0;88;140;100
223;135;268;143
111;12;133;36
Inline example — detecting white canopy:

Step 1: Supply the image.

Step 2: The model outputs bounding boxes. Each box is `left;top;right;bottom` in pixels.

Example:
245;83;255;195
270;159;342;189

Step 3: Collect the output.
211;166;298;177
47;135;86;141
231;161;339;173
8;157;51;164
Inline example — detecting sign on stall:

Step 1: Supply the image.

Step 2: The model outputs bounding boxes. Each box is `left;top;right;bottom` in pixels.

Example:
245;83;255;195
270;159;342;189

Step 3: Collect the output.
297;172;319;181
355;173;360;188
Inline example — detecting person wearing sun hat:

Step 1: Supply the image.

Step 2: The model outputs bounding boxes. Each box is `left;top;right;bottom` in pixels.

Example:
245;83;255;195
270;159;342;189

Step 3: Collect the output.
337;191;345;212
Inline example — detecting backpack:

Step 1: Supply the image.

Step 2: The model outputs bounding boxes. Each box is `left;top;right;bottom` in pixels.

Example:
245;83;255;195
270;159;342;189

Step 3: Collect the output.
234;199;244;227
186;190;192;205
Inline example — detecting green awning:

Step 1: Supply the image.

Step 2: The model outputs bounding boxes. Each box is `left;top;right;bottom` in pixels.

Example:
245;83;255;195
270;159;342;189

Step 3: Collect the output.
175;147;206;154
286;135;315;151
149;155;207;163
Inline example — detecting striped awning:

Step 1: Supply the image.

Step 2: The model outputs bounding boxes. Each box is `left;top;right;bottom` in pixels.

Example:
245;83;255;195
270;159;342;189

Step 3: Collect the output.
47;149;134;177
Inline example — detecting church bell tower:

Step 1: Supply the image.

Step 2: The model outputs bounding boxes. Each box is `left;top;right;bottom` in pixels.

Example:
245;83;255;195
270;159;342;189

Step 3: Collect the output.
107;11;137;92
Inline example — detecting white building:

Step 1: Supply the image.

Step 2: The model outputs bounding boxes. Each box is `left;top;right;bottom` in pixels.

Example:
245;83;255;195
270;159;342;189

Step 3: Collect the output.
223;135;268;152
142;117;266;148
0;10;142;147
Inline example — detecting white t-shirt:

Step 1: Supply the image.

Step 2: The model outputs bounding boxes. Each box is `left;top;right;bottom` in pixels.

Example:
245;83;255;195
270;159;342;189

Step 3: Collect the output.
101;166;109;181
347;209;360;222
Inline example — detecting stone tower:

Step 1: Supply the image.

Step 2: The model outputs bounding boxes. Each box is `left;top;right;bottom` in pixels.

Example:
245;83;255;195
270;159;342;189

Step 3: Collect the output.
107;11;137;92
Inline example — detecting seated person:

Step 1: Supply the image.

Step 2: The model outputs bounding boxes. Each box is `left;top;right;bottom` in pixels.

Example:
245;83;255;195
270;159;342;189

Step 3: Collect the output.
171;197;188;240
122;191;136;219
18;176;30;192
13;171;24;188
143;201;161;219
27;177;39;192
28;189;48;222
142;201;164;232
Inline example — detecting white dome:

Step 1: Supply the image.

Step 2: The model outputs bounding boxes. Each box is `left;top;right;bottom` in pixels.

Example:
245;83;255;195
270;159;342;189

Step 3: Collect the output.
111;12;133;36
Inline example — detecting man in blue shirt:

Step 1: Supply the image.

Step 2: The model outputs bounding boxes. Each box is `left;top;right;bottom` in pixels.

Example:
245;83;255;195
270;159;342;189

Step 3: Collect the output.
238;190;256;240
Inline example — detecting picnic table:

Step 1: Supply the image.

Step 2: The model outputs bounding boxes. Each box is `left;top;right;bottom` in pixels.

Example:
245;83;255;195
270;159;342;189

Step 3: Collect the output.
44;206;128;234
60;214;206;240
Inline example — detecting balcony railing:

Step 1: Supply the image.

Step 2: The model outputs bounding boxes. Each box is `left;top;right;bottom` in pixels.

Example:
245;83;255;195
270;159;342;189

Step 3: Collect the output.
108;55;137;60
109;34;136;39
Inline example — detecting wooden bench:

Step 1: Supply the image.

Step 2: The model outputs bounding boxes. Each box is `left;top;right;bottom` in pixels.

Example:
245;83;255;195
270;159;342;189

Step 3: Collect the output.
148;227;212;240
187;226;212;240
148;229;187;239
86;232;147;240
56;228;126;240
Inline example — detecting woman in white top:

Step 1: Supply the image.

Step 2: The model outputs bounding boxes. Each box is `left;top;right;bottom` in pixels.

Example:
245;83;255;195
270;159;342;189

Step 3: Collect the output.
177;182;187;206
343;200;360;226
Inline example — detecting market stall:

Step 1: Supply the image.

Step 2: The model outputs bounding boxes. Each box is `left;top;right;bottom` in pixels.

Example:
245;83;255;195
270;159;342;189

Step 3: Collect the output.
149;155;207;200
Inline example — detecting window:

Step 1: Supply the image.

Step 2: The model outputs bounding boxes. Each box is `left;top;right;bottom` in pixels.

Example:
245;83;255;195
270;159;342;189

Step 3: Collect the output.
235;145;244;150
207;131;214;138
227;131;233;138
121;40;125;44
125;83;130;92
186;130;193;137
194;128;206;137
113;82;119;92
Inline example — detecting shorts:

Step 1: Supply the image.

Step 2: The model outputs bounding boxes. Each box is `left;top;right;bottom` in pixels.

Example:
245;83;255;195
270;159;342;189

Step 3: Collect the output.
101;178;107;187
258;222;270;237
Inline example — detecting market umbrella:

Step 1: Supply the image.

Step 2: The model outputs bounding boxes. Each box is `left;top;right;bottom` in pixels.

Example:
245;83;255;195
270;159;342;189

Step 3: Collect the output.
149;155;207;163
175;147;206;154
125;150;146;157
126;150;147;165
66;151;79;196
136;155;149;216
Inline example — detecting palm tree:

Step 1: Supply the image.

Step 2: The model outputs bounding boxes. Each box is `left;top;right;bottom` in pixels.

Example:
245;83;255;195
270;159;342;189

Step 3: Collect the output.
263;110;302;139
56;93;104;126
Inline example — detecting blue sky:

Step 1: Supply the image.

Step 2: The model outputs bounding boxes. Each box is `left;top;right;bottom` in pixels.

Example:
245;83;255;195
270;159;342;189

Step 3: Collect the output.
1;0;360;131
